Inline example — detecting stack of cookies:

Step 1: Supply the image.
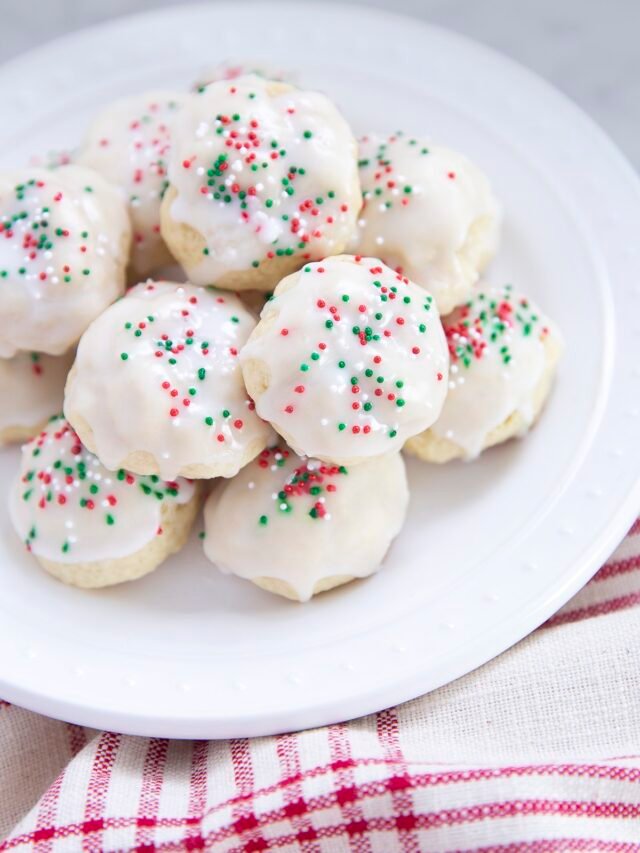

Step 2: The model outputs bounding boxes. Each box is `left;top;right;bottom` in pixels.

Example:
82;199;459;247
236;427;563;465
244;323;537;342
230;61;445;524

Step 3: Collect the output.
2;66;562;601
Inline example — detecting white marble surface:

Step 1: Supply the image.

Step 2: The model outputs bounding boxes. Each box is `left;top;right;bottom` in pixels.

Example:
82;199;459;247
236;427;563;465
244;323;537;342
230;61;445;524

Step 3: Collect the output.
0;0;638;168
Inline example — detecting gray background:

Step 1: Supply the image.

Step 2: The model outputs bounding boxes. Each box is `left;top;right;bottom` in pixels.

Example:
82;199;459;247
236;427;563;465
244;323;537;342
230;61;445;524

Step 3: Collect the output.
0;0;638;168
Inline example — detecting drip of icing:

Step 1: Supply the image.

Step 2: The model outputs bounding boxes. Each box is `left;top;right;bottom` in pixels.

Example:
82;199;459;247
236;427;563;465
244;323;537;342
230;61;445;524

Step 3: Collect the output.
240;255;449;462
9;416;194;564
0;351;74;432
64;280;271;480
352;132;501;313
77;92;185;274
431;284;560;457
167;74;360;283
203;444;409;601
0;165;130;357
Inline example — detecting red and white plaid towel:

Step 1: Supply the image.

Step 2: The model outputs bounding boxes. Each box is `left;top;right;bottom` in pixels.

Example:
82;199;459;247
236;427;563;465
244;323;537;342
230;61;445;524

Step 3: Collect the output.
1;520;639;851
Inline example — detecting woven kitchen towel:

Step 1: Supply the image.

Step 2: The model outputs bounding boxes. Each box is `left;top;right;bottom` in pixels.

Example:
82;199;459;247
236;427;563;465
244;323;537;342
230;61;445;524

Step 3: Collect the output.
1;519;639;851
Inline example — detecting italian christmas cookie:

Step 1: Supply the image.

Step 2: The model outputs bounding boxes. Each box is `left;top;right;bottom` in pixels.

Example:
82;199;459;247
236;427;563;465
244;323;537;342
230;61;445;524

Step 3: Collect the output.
240;255;449;465
28;148;75;170
352;132;501;314
64;280;271;480
203;443;409;601
0;350;74;444
9;416;199;588
191;61;292;92
161;74;360;291
405;283;563;462
0;166;131;357
77;91;185;276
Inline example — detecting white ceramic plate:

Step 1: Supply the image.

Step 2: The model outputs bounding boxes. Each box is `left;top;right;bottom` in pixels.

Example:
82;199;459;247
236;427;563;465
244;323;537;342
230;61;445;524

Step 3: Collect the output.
0;2;639;739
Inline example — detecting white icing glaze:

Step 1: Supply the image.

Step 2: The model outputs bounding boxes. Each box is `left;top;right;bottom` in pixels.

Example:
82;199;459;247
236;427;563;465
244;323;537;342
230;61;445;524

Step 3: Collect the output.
9;416;195;564
431;283;561;457
64;280;271;480
167;74;360;283
240;255;449;462
0;351;74;434
77;91;185;275
352;133;501;314
203;444;409;601
0;165;130;357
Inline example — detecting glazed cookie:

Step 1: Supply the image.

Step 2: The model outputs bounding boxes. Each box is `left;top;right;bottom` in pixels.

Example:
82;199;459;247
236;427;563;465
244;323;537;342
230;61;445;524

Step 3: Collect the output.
352;132;501;314
161;74;360;291
0;166;131;357
9;416;199;588
405;284;563;462
77;91;185;276
241;255;449;465
0;350;74;444
27;148;75;170
203;443;409;601
64;280;271;480
46;149;75;170
191;61;292;92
